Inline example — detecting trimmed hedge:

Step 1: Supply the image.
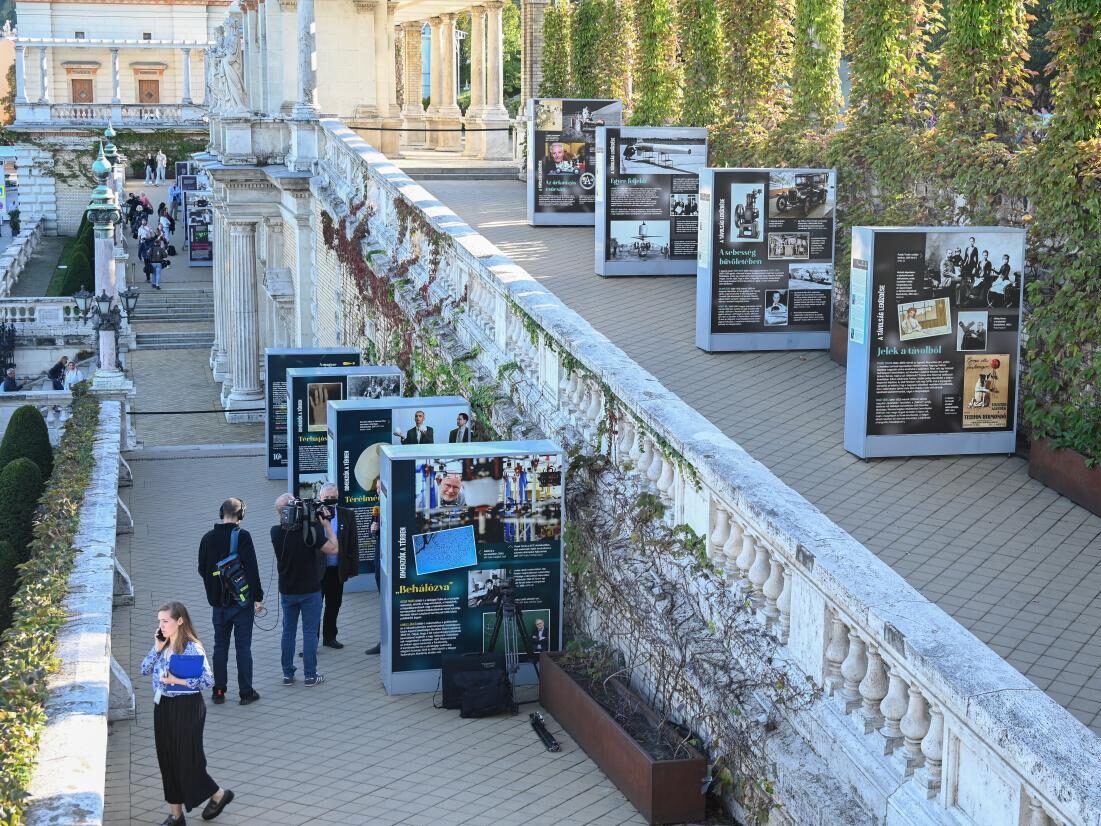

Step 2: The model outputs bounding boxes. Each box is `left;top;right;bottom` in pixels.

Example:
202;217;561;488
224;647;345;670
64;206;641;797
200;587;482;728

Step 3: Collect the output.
0;459;44;628
0;386;100;823
0;406;54;480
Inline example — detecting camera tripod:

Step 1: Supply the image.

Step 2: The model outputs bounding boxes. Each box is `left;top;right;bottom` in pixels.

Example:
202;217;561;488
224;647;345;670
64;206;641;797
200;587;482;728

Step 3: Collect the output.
486;580;540;701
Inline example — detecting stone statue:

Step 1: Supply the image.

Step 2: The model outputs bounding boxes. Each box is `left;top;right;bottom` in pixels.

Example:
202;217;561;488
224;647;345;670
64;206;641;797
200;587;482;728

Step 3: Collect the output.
205;18;247;115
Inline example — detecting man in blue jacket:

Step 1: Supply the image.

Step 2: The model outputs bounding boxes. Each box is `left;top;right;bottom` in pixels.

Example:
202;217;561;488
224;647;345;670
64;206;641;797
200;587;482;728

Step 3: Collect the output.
198;497;265;705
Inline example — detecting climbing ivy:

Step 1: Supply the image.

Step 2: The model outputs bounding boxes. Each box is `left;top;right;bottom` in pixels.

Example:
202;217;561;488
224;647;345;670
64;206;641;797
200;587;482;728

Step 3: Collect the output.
539;0;573;97
571;0;606;98
788;0;844;130
677;0;725;128
629;0;682;126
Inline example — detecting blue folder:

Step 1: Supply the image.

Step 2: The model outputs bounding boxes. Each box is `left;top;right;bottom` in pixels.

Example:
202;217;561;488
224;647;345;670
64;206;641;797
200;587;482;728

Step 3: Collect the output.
164;654;205;691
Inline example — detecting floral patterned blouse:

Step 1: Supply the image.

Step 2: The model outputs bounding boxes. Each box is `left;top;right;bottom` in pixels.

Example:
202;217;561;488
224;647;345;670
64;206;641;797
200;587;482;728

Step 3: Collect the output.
140;640;215;698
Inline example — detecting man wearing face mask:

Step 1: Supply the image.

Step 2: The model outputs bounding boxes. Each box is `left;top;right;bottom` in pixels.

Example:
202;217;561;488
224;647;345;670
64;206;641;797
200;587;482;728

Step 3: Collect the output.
317;482;359;649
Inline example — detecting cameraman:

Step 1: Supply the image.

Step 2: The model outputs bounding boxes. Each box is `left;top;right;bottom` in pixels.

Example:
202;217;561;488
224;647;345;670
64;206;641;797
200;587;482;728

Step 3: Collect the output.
197;497;263;706
271;493;335;687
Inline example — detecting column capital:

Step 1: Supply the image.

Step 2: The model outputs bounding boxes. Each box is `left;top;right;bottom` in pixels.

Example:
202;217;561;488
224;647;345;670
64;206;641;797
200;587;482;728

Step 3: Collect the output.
352;0;376;12
227;218;258;234
471;4;487;15
263;215;284;231
387;0;399;11
401;20;422;33
428;15;442;26
484;0;505;9
441;12;456;24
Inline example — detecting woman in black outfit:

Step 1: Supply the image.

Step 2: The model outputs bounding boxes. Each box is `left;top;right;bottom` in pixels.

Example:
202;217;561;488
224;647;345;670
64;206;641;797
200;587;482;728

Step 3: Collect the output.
140;601;235;825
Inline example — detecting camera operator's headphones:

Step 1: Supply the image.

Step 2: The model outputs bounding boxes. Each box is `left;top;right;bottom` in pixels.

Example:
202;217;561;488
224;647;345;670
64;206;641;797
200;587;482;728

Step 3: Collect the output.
219;498;246;522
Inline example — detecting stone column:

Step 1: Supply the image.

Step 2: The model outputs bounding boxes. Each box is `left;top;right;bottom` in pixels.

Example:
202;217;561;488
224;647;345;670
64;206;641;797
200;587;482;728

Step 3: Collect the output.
37;46;49;104
436;13;462;149
368;0;401;156
425;16;443;147
211;213;231;381
110;48;121;103
482;1;511;159
294;0;318;116
14;45;26;105
463;6;486;158
401;22;426;146
225;220;264;421
520;0;549;105
386;2;400;117
181;48;192;104
88;148;129;389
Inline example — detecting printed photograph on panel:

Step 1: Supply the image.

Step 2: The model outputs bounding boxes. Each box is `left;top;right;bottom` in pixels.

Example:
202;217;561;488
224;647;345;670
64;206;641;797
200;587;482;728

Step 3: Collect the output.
768;170;835;219
898;297;953;341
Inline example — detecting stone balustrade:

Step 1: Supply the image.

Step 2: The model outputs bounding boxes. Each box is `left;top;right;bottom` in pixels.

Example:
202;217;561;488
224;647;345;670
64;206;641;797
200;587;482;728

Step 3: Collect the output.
0;217;46;298
22;401;134;826
0;296;85;329
312;117;1101;826
14;102;208;127
0;390;74;445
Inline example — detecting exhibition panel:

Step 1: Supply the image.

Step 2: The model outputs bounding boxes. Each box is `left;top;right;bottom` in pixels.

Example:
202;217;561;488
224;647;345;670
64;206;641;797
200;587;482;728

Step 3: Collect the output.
263;348;361;479
285;365;404;498
695;167;837;351
379;441;564;695
844;226;1027;458
326;396;471;581
527;98;624;226
595;126;709;277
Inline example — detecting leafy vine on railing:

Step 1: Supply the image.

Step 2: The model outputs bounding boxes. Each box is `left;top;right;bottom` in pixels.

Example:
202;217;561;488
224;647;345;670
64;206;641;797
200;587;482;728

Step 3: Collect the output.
566;455;819;824
0;386;100;824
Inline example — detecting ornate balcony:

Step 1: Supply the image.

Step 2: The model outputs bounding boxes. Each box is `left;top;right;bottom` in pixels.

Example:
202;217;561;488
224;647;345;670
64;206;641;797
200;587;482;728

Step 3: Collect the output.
13;102;208;128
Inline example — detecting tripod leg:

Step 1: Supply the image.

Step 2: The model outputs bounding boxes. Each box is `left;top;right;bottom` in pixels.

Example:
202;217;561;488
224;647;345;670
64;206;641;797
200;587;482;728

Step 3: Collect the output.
487;603;505;651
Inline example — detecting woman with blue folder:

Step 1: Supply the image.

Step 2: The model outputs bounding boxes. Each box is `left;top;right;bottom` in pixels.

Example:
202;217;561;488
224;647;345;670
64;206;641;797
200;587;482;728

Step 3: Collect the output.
140;601;235;825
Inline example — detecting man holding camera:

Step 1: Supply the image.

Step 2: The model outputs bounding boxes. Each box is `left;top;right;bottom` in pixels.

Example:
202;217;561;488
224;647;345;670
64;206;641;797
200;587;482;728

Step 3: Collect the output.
317;483;359;649
198;497;264;706
271;493;336;686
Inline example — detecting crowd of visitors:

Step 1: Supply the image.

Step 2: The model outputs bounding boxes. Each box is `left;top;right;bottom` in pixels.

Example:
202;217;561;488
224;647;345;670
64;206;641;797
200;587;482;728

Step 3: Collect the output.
126;192;177;290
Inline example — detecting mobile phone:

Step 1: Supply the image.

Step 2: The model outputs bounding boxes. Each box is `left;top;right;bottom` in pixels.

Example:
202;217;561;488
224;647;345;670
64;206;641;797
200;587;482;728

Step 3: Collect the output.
156;629;166;641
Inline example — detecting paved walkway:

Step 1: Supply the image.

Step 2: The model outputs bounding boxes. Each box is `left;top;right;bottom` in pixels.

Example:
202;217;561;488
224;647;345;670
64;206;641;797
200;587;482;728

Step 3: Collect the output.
8;235;68;296
422;178;1101;734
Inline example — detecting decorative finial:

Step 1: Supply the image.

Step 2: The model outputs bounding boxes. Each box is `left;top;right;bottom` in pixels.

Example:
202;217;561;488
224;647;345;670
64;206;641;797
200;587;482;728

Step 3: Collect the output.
91;142;111;181
103;122;118;163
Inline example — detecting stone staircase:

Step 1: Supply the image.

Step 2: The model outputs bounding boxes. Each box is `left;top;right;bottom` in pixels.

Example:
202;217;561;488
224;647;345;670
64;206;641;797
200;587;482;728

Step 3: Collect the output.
403;166;520;181
132;288;215;350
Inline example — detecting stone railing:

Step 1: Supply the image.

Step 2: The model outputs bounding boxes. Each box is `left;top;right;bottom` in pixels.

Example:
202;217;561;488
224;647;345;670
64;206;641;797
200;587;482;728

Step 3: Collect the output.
14;102;208;128
313;118;1101;826
0;390;74;445
0;296;84;329
23;401;134;826
0;217;46;297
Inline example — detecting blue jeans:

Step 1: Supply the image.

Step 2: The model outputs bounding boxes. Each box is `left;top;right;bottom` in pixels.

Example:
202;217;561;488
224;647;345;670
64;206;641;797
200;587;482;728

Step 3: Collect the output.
151;262;162;286
211;603;255;696
281;591;322;679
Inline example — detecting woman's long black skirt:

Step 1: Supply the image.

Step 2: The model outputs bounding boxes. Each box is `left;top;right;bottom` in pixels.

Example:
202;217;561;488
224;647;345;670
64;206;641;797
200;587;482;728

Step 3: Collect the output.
153;693;218;810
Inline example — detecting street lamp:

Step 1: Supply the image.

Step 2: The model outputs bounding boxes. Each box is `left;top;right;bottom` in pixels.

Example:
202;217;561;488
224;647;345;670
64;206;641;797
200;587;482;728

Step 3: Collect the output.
72;282;139;333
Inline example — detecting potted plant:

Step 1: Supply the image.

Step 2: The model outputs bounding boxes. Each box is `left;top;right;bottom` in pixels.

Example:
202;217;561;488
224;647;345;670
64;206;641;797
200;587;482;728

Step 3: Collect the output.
1029;439;1101;517
540;643;707;825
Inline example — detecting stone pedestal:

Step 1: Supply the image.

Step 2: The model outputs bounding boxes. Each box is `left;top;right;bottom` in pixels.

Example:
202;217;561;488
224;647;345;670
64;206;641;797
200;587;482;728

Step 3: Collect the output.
481;116;512;159
435;114;463;150
287;117;320;173
220;117;258;165
376;116;404;158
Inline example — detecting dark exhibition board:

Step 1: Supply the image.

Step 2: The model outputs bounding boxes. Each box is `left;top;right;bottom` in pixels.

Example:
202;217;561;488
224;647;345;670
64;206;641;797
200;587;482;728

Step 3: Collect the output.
379;441;564;695
326;396;471;582
264;348;361;479
595;126;709;277
844;226;1026;458
695;167;837;351
285;365;403;498
527;98;623;226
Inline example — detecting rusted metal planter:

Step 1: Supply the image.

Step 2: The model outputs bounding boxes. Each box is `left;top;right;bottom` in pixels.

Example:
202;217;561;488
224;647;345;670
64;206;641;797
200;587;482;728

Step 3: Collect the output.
1029;439;1101;517
830;321;848;366
539;653;707;825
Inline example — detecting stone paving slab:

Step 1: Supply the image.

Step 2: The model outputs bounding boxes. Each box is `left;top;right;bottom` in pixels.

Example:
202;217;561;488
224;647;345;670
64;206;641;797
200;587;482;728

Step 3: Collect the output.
7;235;69;296
426;179;1101;735
105;450;654;826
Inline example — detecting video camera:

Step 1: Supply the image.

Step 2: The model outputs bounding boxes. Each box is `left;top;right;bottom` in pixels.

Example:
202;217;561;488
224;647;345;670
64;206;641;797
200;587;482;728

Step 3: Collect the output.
279;497;334;531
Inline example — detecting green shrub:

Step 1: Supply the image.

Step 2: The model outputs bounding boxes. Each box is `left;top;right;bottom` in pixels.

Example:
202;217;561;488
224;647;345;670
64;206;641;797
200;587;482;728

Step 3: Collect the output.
0;458;44;556
0;540;16;631
0;406;53;479
7;209;19;234
0;387;99;821
64;250;94;296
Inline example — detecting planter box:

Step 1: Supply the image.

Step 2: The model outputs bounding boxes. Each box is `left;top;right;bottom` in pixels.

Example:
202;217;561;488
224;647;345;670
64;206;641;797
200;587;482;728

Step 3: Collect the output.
830;321;848;366
1029;439;1101;517
539;653;707;825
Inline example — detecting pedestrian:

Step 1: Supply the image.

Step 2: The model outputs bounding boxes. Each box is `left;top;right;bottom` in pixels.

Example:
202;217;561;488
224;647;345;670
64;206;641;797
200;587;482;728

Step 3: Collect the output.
316;483;359;650
63;360;85;389
271;493;334;686
198;497;264;706
145;154;155;184
159;206;172;241
148;237;167;289
156;149;168;183
47;355;69;390
2;367;22;392
139;600;235;825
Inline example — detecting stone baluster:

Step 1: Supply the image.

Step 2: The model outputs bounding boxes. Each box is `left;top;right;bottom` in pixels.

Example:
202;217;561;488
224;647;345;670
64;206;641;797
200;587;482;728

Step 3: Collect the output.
616;417;635;458
879;666;909;755
584;379;602;422
735;531;757;591
840;632;868;713
709;507;731;567
824;616;848;695
562;369;579;404
900;685;930;775
918;704;944;797
859;645;889;733
628;425;644;463
636;436;656;482
644;442;664;489
763;555;784;627
722;518;743;585
1027;798;1054;826
777;567;793;642
656;457;675;500
748;542;771;609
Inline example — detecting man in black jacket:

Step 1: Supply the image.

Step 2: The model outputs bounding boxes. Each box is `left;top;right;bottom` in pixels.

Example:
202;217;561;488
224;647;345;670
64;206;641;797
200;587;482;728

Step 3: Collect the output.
198;498;264;706
317;483;358;649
